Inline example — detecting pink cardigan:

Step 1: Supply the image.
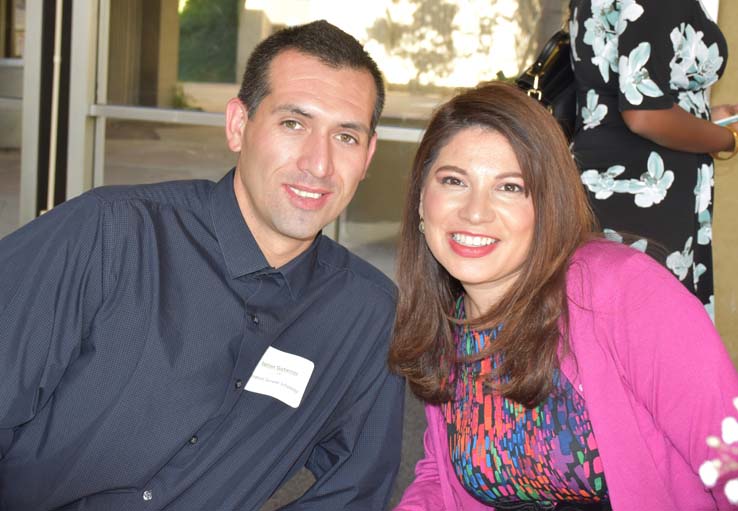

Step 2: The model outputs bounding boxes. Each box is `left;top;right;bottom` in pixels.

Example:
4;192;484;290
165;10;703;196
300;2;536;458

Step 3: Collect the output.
395;241;738;510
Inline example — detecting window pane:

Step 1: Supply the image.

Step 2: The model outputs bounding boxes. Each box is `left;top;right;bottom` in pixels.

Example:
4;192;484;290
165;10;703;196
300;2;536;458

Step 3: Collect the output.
106;0;567;118
102;120;235;186
340;139;418;277
0;0;24;237
0;130;20;238
12;0;24;58
101;0;566;275
1;0;24;58
0;59;22;98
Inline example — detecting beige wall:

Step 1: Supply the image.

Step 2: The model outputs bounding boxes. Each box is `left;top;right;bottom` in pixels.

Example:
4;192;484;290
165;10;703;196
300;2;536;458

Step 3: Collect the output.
237;9;272;83
713;2;738;364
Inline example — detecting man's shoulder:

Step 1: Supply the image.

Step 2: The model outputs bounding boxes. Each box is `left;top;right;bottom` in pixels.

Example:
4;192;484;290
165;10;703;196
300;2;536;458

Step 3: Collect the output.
316;236;397;304
89;179;215;211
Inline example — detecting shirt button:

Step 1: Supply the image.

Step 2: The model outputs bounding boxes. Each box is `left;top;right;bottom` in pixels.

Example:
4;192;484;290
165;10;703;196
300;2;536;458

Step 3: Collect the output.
189;435;198;445
143;490;153;501
251;314;259;324
235;379;244;389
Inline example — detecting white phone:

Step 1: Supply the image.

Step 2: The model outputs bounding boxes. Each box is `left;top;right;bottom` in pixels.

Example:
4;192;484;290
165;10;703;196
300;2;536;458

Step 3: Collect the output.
714;114;738;126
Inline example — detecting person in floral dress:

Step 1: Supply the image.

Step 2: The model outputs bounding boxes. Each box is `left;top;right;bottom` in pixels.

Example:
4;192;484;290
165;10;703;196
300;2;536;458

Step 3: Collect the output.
569;0;738;317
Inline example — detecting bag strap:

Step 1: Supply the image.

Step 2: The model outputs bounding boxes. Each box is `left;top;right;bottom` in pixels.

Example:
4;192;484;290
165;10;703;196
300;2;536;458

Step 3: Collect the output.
526;4;572;75
529;30;569;76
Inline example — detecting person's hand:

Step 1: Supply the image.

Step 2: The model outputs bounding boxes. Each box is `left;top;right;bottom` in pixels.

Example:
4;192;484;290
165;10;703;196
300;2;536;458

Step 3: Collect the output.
711;104;738;157
711;103;738;123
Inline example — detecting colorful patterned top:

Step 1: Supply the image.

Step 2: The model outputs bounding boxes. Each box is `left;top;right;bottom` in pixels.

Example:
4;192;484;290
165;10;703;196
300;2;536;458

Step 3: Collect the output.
443;297;609;506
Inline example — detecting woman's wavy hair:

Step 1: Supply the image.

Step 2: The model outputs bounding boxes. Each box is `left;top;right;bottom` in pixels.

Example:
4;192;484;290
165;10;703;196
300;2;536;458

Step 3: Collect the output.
389;82;596;407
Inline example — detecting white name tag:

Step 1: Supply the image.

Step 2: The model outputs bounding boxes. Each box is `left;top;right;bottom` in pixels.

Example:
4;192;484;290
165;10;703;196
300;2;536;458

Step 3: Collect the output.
244;346;314;408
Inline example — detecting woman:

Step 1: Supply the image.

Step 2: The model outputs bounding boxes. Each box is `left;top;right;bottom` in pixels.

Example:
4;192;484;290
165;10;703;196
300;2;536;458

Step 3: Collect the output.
390;82;738;510
569;0;738;313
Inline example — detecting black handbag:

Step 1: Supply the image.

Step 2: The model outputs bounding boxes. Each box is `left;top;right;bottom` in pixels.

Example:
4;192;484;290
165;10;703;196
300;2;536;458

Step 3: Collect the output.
516;29;577;140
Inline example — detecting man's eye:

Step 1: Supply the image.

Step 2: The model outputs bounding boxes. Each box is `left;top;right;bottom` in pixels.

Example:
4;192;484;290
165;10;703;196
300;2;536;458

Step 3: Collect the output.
282;120;302;130
337;133;358;145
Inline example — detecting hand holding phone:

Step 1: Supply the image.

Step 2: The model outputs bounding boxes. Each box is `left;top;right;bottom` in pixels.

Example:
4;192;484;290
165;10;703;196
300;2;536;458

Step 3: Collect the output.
714;114;738;127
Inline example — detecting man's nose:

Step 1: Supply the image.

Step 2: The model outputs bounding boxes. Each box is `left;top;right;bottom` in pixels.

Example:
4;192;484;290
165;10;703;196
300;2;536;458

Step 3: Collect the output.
297;132;333;178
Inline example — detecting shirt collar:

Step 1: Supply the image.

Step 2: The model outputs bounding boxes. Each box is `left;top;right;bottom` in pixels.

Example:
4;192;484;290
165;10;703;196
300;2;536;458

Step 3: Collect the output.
209;168;321;299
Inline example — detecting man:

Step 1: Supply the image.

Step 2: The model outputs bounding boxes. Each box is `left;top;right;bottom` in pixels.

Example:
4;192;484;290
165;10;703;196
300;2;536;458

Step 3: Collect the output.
0;20;404;510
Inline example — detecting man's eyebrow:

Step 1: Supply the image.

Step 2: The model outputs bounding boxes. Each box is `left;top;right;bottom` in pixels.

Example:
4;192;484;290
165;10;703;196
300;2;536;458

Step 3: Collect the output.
339;121;371;136
273;104;312;118
273;104;371;136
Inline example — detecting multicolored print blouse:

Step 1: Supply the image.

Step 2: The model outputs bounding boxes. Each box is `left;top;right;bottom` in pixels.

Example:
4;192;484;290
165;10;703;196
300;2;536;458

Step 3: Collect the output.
443;297;609;506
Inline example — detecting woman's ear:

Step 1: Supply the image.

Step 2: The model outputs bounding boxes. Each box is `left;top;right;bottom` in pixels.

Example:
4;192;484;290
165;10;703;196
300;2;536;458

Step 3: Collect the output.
225;98;248;152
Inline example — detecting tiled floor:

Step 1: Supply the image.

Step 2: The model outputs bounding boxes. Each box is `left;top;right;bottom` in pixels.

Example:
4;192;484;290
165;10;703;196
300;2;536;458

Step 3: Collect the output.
0;129;424;509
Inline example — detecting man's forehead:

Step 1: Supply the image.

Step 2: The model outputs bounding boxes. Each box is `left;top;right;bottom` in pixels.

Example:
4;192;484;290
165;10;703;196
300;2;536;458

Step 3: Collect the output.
267;49;374;89
263;50;376;127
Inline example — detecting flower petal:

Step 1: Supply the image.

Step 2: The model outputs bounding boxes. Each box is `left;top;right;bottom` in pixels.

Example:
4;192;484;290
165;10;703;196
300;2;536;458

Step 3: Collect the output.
726;479;738;504
698;460;720;487
638;79;664;98
630;42;652;70
647;152;664;178
630;239;648;252
722;416;738;444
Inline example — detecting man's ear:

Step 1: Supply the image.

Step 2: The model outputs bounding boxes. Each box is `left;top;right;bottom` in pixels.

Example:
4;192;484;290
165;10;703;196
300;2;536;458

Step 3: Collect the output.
360;133;379;180
225;98;247;152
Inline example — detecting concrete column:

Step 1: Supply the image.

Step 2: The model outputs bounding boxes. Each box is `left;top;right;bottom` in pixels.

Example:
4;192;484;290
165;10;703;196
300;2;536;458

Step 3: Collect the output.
109;0;178;108
156;0;179;107
0;0;6;57
107;0;142;105
236;9;272;82
140;0;179;107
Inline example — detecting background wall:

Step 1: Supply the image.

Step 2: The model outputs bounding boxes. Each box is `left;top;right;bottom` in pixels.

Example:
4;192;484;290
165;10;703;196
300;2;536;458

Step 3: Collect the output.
713;1;738;364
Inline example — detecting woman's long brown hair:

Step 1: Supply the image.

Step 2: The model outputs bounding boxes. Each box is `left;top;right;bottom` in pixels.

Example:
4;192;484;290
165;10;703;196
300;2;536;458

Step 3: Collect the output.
388;82;596;407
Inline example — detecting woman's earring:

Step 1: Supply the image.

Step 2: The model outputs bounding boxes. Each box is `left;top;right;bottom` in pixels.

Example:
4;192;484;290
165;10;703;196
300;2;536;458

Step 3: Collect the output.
418;219;425;234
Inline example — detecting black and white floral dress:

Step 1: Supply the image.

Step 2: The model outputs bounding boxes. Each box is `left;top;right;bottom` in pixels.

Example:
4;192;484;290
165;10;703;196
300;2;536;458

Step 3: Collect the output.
569;0;727;317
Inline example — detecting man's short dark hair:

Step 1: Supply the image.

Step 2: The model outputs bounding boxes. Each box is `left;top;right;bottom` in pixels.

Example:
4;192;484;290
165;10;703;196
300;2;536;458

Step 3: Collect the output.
237;20;385;134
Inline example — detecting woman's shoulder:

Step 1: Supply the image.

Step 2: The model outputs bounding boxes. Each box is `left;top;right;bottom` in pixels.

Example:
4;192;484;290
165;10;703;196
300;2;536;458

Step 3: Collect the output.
566;239;681;308
570;239;664;275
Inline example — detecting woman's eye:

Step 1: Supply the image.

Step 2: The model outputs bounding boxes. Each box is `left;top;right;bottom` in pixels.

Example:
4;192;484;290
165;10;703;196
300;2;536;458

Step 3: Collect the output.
440;176;463;186
500;183;524;193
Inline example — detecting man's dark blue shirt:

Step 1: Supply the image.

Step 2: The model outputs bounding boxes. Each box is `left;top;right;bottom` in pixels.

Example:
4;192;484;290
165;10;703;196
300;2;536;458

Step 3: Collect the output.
0;170;404;510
